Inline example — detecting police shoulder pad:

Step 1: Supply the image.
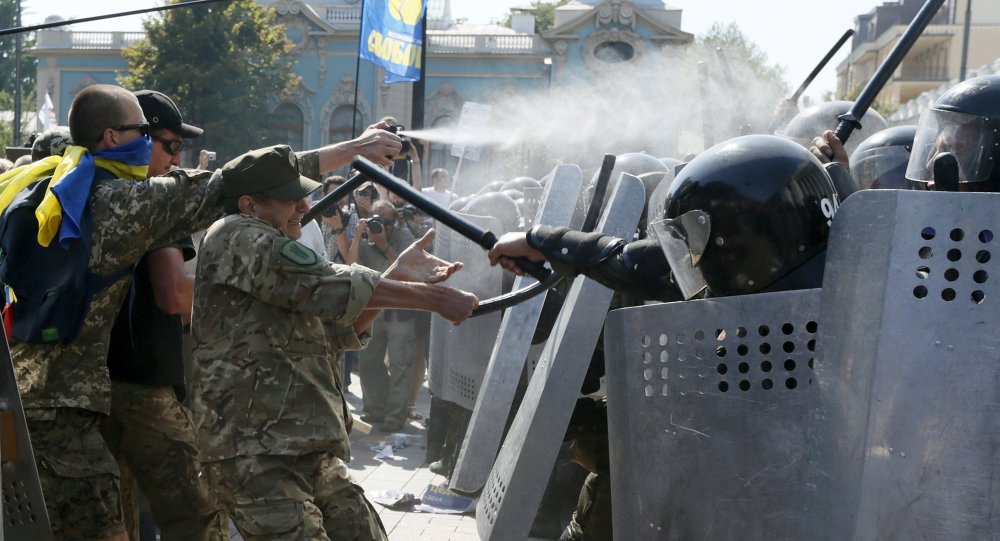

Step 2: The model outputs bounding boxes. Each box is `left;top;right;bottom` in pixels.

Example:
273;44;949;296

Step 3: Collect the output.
279;240;318;266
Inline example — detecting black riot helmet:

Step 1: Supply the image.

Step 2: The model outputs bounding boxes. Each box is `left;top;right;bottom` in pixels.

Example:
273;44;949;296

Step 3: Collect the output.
905;75;1000;191
850;125;926;190
651;135;840;299
779;100;888;157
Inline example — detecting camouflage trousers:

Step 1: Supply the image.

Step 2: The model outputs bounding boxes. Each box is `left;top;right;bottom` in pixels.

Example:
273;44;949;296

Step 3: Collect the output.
561;397;612;541
100;381;228;541
206;452;388;541
24;407;126;541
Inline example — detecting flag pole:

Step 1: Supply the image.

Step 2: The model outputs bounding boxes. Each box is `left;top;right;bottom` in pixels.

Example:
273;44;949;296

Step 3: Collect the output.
352;1;366;139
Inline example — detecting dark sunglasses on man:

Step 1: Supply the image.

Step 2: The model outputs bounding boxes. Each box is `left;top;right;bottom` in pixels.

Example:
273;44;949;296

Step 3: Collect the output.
152;135;185;156
108;122;150;141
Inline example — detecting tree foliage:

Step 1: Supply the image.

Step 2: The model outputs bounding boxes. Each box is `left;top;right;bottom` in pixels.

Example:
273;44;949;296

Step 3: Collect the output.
696;22;786;92
0;0;37;150
502;0;572;33
120;0;299;162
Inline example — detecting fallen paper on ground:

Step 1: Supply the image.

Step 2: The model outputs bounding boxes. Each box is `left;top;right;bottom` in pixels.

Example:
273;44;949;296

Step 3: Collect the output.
412;483;476;514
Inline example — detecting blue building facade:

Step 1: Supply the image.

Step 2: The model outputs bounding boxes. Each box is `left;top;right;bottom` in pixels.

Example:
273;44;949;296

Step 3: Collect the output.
32;0;691;185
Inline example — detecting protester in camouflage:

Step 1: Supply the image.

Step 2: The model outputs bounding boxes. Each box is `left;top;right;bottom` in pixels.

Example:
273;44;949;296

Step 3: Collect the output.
189;145;477;541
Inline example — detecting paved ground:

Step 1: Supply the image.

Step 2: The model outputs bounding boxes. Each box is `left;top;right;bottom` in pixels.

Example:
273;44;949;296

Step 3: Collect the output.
343;375;484;541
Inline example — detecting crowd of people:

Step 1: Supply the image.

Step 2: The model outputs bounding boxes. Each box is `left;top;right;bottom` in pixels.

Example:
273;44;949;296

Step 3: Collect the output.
1;67;997;541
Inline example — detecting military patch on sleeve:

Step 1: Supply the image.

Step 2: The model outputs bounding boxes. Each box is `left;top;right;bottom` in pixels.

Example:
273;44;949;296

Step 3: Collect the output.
279;240;318;266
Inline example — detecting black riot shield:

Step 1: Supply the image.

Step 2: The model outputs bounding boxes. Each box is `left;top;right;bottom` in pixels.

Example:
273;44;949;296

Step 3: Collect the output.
427;213;504;409
603;289;821;540
1;331;52;540
450;164;582;494
475;174;646;541
804;189;1000;540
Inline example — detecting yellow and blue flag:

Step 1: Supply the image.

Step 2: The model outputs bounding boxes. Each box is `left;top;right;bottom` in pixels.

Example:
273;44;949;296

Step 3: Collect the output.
359;0;425;84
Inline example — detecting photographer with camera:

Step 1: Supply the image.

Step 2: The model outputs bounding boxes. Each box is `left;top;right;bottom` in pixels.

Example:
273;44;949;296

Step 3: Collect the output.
350;199;422;432
316;176;353;264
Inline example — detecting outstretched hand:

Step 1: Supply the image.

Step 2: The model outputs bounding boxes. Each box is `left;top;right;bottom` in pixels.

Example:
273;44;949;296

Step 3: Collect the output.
354;124;402;167
384;229;463;284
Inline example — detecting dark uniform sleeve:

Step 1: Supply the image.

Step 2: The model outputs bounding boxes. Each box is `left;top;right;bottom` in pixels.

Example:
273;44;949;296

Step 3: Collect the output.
526;225;682;302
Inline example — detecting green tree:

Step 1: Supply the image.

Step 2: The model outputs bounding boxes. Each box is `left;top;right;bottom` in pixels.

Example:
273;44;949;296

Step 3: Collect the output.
693;22;788;138
502;0;572;33
120;0;299;162
0;0;38;151
696;22;786;89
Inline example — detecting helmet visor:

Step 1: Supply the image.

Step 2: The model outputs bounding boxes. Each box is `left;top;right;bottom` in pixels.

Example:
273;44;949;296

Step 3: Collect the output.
650;210;711;300
851;145;913;189
906;108;996;183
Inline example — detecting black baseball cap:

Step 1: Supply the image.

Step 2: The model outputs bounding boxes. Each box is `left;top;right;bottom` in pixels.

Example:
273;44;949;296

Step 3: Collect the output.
134;90;203;138
221;145;322;200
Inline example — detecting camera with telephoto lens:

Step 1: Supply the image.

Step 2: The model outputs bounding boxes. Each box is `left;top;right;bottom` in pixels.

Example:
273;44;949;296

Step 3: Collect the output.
367;216;384;235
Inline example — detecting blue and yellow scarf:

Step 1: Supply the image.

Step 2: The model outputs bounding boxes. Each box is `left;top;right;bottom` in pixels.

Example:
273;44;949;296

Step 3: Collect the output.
0;136;151;248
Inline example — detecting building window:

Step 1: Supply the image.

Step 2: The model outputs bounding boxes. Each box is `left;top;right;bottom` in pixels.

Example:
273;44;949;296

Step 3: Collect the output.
268;103;304;150
594;41;635;63
329;105;364;175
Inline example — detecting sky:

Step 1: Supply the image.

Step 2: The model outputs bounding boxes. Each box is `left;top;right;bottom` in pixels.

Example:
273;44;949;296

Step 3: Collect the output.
19;0;892;103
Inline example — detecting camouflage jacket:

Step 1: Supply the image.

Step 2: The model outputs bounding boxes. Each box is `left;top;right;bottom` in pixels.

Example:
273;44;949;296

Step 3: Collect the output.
12;168;226;413
190;214;380;461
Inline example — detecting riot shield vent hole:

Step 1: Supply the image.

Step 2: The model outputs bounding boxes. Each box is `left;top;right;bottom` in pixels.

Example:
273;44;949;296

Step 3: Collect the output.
716;346;727;357
806;321;818;333
977;250;991;264
759;343;771;354
784;359;797;371
659;334;668;346
781;323;794;335
972;290;986;304
942;288;957;302
807;339;816;352
979;230;994;243
761;360;773;372
641;335;651;346
717;363;728;375
715;329;726;341
676;332;686;344
921;227;936;240
718;381;729;392
642;351;652;364
738;362;750;374
783;341;796;353
737;344;749;356
974;270;988;283
944;268;960;281
758;325;770;336
643;368;653;381
660;351;669;362
950;228;965;242
761;379;774;390
947;249;962;262
739;380;751;391
694;330;705;341
914;285;929;299
736;327;748;338
919;247;933;259
786;378;798;389
916;266;930;279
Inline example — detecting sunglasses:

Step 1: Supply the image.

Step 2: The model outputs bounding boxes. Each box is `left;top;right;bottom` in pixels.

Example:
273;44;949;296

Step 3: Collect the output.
358;189;379;199
112;122;150;138
152;135;185;156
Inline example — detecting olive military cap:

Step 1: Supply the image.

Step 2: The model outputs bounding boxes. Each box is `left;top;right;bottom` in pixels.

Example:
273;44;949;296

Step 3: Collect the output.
221;145;322;200
31;126;73;161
